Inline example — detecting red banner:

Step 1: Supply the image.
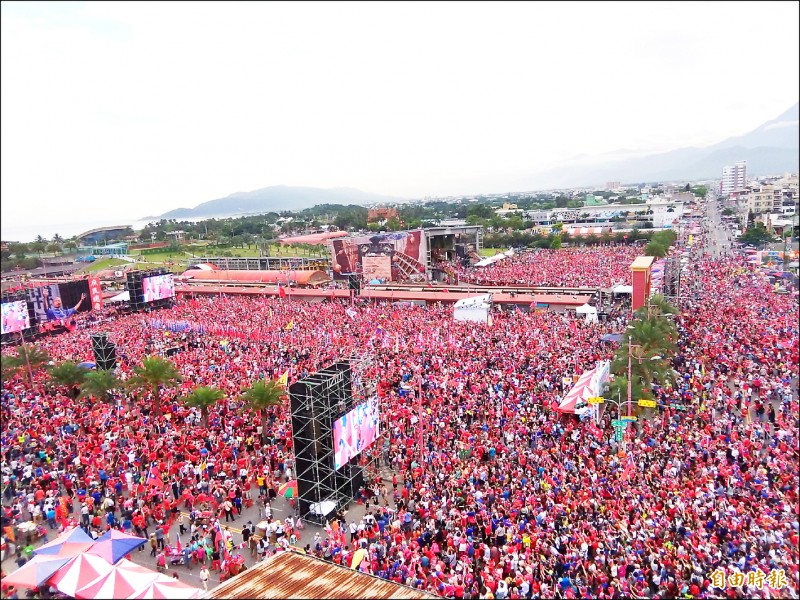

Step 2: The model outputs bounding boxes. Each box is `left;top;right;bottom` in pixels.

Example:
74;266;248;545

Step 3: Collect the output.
87;277;103;311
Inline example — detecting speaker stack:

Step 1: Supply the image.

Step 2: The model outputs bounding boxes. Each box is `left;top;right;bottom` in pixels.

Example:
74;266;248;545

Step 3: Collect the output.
90;333;117;371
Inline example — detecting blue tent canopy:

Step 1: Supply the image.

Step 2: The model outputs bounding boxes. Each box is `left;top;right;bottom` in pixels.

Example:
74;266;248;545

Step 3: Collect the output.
600;333;625;343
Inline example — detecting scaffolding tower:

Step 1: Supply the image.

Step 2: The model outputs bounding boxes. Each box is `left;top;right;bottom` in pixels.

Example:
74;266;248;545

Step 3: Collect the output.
289;352;378;524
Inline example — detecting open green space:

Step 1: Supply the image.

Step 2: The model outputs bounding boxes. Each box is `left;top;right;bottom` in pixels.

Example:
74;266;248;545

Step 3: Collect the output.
479;247;509;256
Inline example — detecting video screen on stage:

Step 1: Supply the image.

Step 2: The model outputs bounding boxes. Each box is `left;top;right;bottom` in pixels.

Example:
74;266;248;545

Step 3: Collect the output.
1;301;31;334
143;274;175;303
333;396;380;470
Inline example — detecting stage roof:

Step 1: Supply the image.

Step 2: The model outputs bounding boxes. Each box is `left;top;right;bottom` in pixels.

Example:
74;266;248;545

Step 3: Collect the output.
203;551;434;600
630;256;655;270
175;284;590;306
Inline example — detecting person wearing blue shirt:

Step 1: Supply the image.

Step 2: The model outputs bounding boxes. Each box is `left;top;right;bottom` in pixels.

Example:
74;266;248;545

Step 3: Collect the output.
43;288;86;321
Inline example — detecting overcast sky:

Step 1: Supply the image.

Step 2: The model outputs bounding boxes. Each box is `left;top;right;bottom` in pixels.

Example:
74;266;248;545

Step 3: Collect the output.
2;1;798;241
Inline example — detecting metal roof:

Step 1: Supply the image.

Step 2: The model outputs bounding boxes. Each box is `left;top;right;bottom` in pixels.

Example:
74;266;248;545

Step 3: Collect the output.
203;551;435;599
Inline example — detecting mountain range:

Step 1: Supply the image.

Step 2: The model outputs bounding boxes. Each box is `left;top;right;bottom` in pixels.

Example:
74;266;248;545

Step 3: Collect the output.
151;186;406;220
148;103;798;220
523;103;799;189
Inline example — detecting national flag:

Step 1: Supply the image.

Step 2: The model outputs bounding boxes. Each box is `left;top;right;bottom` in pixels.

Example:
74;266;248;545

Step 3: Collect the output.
278;282;286;299
147;465;164;489
176;535;182;554
285;319;294;331
277;369;289;388
622;454;635;482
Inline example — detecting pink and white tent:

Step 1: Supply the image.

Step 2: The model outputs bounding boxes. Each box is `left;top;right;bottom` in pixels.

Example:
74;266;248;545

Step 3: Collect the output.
47;553;113;597
128;575;203;599
75;559;162;599
557;361;610;415
557;368;596;415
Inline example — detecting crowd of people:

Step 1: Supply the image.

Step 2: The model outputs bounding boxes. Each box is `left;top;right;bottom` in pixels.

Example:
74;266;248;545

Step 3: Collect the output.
454;245;643;288
1;213;798;599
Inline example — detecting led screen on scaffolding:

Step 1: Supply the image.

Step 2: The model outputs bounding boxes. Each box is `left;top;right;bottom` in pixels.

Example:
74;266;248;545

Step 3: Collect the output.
332;396;380;470
1;301;30;334
142;273;175;303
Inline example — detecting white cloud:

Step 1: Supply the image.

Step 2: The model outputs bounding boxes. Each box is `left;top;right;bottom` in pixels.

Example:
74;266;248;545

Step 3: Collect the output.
2;0;798;240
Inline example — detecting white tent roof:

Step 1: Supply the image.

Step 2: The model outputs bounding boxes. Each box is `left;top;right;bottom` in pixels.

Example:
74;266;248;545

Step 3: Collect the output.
575;303;597;314
475;251;512;267
108;290;130;303
612;284;633;295
454;293;493;308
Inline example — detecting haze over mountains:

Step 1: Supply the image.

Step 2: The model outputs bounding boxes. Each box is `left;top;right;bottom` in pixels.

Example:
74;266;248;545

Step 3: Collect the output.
150;186;406;220
522;103;799;189
147;103;799;221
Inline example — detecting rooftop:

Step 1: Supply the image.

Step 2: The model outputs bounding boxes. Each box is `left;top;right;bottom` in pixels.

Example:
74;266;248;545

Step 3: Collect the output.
203;551;435;600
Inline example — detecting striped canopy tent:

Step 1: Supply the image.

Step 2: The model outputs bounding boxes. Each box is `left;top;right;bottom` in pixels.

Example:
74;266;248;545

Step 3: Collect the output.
47;553;114;597
0;555;71;590
34;526;95;558
128;575;203;599
75;559;161;599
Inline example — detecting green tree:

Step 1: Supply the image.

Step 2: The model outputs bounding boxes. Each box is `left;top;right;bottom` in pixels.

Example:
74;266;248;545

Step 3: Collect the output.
126;356;182;417
48;360;88;397
739;223;772;246
550;235;562;249
4;343;51;388
644;241;667;258
181;386;225;427
79;369;121;404
240;379;286;442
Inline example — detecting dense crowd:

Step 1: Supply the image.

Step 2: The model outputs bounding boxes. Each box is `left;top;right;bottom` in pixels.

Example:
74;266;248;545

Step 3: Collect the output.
455;245;643;288
1;221;798;599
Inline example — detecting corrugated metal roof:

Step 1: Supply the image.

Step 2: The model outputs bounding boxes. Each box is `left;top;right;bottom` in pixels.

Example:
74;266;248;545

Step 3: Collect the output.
203;551;436;600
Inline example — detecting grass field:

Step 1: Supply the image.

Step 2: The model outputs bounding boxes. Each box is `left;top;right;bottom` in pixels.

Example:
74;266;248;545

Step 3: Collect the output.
479;247;509;256
78;258;128;273
130;244;326;263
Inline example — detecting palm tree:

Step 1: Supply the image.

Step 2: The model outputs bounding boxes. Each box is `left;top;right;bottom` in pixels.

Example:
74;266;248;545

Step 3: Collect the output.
64;239;78;255
79;369;121;404
46;242;62;256
181;386;225;427
4;343;51;388
240;379;286;442
634;294;677;321
34;235;48;244
48;360;88;398
126;356;182;417
52;233;64;245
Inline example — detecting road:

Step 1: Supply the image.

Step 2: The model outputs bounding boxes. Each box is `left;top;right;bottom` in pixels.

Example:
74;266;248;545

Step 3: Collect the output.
1;468;389;593
704;195;733;257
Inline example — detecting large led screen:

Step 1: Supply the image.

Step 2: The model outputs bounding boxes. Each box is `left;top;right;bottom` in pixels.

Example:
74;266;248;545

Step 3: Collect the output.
333;396;380;470
143;274;175;303
1;301;31;334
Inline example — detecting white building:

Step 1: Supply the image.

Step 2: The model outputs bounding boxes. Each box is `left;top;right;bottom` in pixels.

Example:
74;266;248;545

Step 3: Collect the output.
721;161;747;195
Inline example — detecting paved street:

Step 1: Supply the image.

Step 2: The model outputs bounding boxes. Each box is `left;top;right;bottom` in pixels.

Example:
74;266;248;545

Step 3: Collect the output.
2;467;393;593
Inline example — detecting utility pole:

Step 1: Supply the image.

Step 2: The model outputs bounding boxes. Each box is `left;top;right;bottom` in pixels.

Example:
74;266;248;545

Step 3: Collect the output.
627;336;633;416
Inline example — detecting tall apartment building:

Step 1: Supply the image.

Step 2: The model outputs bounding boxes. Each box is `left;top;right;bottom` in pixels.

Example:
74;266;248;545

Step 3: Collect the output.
720;161;747;195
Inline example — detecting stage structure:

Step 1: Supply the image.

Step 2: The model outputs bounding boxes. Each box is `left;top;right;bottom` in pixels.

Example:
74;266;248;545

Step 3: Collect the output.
330;226;483;284
289;352;378;525
126;268;174;312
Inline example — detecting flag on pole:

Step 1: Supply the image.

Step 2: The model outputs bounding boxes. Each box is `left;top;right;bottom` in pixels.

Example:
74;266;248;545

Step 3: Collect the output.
277;369;289;388
285;319;294;331
278;282;286;299
147;465;164;489
622;454;635;482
